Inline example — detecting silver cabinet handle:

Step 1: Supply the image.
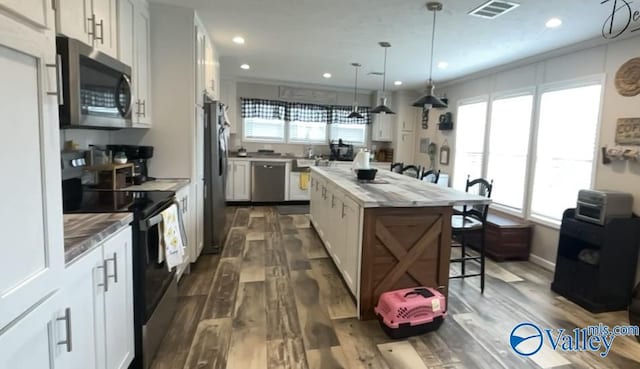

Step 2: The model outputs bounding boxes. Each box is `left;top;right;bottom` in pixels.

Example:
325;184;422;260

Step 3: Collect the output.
95;18;104;43
331;194;336;208
56;308;73;352
97;261;109;292
135;100;142;116
87;14;96;39
141;100;146;117
45;62;59;98
341;203;346;218
105;252;118;283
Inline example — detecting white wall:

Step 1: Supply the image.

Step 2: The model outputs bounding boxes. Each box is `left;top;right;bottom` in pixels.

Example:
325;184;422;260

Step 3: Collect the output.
232;81;373;155
418;35;640;278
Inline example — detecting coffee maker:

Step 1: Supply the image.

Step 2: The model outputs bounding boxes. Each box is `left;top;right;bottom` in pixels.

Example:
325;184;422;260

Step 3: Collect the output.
107;145;155;184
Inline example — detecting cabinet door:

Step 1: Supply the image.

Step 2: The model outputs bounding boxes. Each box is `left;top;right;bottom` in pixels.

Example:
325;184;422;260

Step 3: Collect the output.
233;161;251;201
204;38;216;98
116;0;135;67
226;162;234;200
0;14;65;330
4;0;54;29
194;22;206;107
92;0;118;58
55;0;92;44
329;190;343;266
397;133;415;164
341;196;360;295
64;246;105;369
134;1;151;125
220;79;237;134
0;292;66;369
103;227;134;369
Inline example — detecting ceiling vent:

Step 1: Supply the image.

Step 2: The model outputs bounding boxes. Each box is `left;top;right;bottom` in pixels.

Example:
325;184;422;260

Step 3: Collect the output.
469;0;519;19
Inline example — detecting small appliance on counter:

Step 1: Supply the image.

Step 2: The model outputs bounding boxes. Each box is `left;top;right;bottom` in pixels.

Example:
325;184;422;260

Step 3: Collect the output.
575;189;633;225
375;287;446;339
330;139;354;161
107;145;155;185
352;148;378;181
237;147;248;157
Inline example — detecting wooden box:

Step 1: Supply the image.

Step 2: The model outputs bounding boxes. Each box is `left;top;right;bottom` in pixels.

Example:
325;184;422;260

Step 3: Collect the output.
467;213;532;261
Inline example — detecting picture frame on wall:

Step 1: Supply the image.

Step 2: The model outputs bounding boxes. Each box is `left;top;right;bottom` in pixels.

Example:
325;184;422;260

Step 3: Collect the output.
440;141;450;166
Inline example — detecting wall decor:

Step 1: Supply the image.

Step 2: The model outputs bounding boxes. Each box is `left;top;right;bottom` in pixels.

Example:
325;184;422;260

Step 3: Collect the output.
422;108;430;129
420;138;430;154
428;143;437;169
615;117;640;145
438;112;453;130
615;58;640;97
439;140;450;166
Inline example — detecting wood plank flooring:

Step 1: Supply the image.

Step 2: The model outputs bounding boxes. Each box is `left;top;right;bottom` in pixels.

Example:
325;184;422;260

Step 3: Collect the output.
150;207;640;369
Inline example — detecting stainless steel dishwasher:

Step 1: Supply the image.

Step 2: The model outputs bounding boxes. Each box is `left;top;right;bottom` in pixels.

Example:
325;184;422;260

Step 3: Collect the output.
251;161;286;202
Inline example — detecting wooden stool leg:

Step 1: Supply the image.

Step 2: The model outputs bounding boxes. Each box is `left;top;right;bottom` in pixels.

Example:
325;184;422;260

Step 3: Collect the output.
461;234;466;276
480;229;486;293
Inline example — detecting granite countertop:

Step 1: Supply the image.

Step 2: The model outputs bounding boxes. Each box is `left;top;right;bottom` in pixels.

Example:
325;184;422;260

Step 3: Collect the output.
121;178;190;192
311;166;491;208
64;213;134;264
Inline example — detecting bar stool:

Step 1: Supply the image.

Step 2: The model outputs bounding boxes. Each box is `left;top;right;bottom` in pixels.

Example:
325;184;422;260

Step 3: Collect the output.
421;169;441;184
450;175;493;293
400;165;421;179
390;162;403;173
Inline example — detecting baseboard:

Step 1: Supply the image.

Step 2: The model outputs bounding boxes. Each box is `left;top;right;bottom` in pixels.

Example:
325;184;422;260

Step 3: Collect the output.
529;254;556;271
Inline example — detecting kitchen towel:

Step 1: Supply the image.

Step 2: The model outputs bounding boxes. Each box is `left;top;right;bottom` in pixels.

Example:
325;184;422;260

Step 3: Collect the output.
158;203;186;270
299;172;310;190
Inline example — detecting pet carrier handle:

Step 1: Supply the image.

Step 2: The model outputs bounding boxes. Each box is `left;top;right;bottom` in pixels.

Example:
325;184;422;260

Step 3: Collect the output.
404;288;434;299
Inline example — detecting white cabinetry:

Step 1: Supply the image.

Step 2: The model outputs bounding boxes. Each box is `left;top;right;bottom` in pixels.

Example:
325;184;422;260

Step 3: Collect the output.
176;186;197;265
204;39;219;99
393;91;420;163
371;91;394;142
56;0;119;58
118;0;151;126
310;173;361;295
64;226;134;369
289;171;311;201
0;3;64;330
226;160;251;201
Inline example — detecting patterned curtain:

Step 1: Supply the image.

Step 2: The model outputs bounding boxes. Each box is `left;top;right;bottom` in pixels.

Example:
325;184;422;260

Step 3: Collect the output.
240;98;370;125
240;98;287;120
329;105;371;125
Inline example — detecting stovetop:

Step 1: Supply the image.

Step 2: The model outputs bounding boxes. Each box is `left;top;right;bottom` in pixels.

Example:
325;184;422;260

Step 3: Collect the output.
63;190;175;219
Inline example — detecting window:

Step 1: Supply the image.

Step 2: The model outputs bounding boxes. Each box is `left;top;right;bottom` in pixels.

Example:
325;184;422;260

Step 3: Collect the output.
486;94;534;212
330;124;367;145
243;117;285;142
288;121;327;143
453;100;488;191
530;83;602;222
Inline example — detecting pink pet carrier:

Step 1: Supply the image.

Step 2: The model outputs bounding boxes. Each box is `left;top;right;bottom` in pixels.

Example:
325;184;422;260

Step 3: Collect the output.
374;287;446;339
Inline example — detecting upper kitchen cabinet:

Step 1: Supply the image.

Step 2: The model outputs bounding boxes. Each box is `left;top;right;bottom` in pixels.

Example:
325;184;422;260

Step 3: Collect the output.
370;91;394;142
118;0;152;126
220;78;237;134
0;5;65;330
204;37;219;99
56;0;119;58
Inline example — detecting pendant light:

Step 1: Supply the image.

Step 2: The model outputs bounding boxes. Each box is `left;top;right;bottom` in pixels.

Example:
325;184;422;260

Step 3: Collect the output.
371;42;395;115
413;2;447;109
348;63;364;119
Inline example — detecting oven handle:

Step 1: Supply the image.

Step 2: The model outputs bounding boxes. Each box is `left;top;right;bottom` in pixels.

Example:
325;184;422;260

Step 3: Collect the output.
140;212;164;231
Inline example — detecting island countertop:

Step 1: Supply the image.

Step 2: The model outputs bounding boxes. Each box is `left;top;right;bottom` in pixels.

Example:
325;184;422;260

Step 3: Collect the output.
310;166;491;208
64;213;133;264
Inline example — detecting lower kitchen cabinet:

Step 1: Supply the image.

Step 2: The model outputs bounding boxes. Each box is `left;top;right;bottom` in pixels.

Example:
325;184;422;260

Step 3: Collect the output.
289;171;311;201
226;160;251;201
310;173;362;296
64;226;134;369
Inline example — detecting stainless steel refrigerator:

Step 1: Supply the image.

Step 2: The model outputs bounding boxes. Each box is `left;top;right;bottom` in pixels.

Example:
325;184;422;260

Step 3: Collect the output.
203;97;227;254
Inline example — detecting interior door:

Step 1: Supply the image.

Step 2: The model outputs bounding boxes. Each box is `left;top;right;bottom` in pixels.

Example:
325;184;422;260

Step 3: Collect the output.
0;13;65;330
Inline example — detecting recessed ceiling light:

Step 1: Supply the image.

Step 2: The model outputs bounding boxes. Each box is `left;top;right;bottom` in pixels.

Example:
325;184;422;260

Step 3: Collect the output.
545;17;562;28
322;73;332;79
240;64;250;70
437;61;449;69
232;36;245;44
394;81;403;86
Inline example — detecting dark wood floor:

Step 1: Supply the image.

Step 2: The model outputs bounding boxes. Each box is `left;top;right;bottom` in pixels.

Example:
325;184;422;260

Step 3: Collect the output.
150;207;640;369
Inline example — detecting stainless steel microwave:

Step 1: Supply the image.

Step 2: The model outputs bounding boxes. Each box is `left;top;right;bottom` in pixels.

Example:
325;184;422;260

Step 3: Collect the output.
575;190;633;225
56;37;132;129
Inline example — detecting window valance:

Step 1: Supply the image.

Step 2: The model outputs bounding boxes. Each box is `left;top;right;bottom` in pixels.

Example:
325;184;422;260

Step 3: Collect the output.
240;98;371;125
240;98;287;120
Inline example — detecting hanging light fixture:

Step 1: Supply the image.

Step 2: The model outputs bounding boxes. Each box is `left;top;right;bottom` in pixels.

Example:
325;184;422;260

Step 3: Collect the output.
348;63;364;119
413;2;447;109
371;42;395;115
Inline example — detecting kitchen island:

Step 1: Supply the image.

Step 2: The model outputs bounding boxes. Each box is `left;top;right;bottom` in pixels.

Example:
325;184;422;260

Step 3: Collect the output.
309;166;491;319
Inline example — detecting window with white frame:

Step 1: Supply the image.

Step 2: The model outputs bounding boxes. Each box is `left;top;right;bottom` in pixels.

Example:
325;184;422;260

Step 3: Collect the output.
486;93;534;212
330;124;367;145
530;83;602;222
452;100;488;191
243;117;286;142
288;121;327;143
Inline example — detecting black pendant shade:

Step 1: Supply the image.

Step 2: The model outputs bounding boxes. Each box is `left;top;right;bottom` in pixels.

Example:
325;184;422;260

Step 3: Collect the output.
371;42;395;115
413;81;447;108
348;62;365;119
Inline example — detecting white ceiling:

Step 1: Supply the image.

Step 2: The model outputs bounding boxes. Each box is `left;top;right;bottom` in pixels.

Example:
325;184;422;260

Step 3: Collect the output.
152;0;618;90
